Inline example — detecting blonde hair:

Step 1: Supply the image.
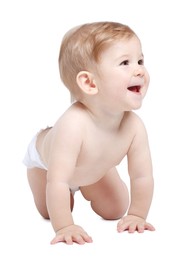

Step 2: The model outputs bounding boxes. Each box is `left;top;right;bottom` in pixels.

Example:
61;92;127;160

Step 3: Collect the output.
58;21;136;99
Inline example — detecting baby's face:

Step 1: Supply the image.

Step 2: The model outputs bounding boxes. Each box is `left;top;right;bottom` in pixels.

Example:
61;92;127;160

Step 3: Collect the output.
94;36;150;111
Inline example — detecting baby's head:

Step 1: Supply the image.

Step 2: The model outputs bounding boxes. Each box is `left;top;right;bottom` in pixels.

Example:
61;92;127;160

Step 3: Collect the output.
59;21;137;100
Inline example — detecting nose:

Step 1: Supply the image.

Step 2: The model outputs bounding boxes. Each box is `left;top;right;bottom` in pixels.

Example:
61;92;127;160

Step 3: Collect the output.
134;66;145;77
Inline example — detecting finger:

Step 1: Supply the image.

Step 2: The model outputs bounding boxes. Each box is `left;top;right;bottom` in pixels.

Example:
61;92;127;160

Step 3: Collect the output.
137;224;145;233
64;235;74;245
117;221;131;232
117;218;124;227
50;235;66;245
82;233;93;243
74;235;88;245
51;234;74;245
117;218;125;231
128;224;137;233
144;223;155;231
73;233;93;244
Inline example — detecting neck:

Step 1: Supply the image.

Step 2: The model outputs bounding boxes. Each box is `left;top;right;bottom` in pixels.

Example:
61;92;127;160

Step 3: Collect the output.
77;100;127;131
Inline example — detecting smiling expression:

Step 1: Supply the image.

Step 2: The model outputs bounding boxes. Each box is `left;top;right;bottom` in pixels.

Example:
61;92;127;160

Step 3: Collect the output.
93;35;150;111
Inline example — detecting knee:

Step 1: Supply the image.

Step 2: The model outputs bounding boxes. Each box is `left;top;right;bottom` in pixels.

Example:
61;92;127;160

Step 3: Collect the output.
35;202;49;219
38;208;50;219
41;213;50;220
102;204;128;220
91;200;128;220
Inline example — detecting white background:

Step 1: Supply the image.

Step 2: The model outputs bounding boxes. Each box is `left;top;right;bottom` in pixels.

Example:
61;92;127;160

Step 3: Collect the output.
0;0;186;259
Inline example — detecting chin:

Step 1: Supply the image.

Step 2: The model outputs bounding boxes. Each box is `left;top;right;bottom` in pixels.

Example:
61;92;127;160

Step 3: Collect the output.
131;103;143;110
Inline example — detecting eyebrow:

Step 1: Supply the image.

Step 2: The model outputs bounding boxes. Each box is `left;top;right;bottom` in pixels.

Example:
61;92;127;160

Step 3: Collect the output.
115;53;144;61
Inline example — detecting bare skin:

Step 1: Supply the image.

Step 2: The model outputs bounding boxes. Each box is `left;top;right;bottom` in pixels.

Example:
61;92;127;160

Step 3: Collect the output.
27;36;155;245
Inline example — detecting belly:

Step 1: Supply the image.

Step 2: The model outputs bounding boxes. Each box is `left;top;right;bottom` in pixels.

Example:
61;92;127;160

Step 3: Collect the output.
69;158;121;188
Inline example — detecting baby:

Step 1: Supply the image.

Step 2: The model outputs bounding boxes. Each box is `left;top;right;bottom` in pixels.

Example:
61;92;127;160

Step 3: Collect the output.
23;21;155;245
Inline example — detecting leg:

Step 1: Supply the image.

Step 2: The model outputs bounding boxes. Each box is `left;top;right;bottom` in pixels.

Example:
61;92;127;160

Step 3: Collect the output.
27;167;49;219
80;167;129;220
27;167;74;219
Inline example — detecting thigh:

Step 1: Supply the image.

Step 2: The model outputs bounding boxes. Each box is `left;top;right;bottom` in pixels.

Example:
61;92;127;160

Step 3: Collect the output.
80;167;129;219
27;167;49;218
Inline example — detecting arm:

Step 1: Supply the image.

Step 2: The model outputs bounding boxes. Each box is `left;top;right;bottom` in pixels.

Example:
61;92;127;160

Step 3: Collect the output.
47;181;92;244
117;116;155;232
46;115;92;244
46;181;73;231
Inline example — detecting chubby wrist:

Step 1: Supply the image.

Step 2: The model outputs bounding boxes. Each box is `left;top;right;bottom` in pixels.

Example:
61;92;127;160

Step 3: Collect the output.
127;212;146;220
55;223;75;233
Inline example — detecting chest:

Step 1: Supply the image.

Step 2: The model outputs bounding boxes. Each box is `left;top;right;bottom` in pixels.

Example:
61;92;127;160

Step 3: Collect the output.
76;129;131;169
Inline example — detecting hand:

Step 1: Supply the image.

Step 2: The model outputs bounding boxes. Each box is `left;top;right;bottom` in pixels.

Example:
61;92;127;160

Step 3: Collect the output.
117;215;155;233
50;224;93;245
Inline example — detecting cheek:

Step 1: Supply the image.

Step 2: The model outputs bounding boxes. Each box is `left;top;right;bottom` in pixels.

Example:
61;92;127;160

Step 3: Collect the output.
96;70;129;94
145;71;150;85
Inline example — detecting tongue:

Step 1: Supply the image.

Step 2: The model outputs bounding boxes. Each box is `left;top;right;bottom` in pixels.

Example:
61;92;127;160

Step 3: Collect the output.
128;86;139;92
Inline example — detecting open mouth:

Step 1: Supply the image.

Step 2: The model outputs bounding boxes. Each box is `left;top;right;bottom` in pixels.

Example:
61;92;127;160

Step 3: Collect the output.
127;85;141;93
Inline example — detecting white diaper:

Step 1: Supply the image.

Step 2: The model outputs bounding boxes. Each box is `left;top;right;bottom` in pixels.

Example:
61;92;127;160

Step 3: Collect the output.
23;132;79;194
23;133;47;170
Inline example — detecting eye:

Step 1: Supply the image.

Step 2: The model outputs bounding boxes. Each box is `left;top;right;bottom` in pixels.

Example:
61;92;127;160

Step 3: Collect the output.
138;59;144;65
120;60;129;66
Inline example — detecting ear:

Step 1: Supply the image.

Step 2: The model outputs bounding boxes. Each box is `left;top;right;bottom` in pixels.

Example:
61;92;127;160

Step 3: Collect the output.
76;71;98;95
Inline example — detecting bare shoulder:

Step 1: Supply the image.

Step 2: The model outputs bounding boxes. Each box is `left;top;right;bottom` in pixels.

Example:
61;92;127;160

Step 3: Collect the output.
126;112;152;179
46;102;90;145
125;111;150;153
54;102;90;130
40;102;89;164
122;111;147;134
